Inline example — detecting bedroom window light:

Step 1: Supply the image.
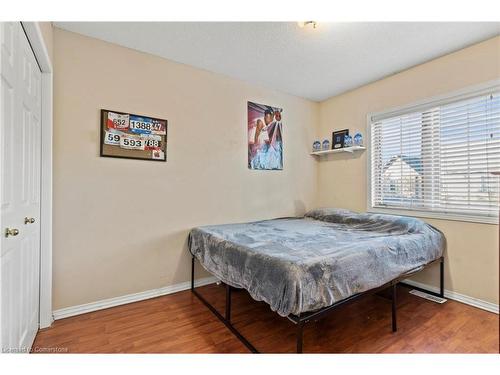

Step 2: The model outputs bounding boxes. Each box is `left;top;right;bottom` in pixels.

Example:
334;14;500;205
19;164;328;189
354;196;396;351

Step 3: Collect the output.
369;83;500;224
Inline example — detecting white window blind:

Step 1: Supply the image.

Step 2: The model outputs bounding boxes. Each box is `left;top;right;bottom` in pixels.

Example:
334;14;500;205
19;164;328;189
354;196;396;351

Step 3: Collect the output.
370;90;500;221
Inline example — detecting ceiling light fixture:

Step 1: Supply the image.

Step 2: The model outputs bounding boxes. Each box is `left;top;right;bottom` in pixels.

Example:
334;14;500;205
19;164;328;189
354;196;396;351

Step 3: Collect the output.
297;21;318;29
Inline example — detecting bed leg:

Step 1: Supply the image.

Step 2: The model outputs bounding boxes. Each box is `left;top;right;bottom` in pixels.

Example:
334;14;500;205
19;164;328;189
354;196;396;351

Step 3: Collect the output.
191;256;195;291
391;283;397;332
439;257;444;298
225;284;232;322
296;320;304;354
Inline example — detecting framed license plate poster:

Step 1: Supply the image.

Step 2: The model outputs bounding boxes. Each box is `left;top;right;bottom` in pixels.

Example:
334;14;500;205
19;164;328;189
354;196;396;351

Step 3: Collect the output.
100;109;167;162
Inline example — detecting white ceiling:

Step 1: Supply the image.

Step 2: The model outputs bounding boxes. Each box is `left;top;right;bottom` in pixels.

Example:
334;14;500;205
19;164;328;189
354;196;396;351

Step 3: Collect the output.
54;22;500;102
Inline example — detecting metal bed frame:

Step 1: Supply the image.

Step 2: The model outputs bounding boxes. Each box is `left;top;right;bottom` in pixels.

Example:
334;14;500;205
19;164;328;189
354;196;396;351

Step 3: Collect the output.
191;255;444;353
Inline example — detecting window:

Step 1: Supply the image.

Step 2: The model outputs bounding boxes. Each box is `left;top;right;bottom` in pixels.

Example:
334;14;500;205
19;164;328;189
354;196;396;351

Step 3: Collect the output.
369;85;500;223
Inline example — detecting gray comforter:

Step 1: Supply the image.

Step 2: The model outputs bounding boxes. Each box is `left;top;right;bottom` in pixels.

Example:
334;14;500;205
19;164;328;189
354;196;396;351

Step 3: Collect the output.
188;208;445;317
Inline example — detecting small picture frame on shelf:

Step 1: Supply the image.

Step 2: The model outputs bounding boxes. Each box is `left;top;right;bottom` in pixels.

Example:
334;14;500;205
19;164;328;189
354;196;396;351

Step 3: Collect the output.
332;129;349;149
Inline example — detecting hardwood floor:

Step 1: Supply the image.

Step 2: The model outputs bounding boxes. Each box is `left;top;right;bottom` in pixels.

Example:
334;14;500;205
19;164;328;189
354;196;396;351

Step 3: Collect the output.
33;284;499;353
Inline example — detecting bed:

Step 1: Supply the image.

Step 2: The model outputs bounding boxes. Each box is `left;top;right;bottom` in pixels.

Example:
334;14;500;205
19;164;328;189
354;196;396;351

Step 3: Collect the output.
188;208;446;353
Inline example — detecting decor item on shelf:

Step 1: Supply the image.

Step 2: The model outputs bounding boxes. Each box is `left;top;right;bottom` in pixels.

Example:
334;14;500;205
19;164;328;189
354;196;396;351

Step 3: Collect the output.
332;129;349;149
248;101;283;170
312;140;321;152
344;134;353;147
353;132;363;146
322;139;330;150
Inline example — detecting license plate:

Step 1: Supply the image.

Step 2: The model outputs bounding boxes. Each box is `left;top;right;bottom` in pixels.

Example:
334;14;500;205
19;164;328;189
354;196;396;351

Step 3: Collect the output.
129;116;166;135
150;120;167;135
144;135;162;150
107;112;129;130
104;130;122;145
120;135;145;150
152;149;165;160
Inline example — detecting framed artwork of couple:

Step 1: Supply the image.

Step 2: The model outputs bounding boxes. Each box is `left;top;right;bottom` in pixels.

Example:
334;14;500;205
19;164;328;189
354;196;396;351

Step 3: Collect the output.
247;101;283;170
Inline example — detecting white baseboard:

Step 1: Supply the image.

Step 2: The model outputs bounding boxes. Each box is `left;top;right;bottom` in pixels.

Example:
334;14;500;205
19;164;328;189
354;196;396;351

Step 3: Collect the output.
52;276;499;321
52;276;218;320
402;279;499;314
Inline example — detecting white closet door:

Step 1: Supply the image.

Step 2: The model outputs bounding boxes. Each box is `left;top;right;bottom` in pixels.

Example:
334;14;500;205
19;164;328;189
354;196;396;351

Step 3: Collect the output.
1;21;42;353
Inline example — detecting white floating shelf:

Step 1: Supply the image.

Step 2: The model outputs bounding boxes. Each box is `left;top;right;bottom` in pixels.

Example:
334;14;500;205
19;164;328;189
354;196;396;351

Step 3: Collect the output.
310;146;366;156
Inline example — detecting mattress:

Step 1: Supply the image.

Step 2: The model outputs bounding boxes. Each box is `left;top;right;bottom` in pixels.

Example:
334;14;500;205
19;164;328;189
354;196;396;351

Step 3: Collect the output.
188;208;445;317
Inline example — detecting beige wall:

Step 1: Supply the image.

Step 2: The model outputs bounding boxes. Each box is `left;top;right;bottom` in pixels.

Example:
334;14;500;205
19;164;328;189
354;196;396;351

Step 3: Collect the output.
52;26;499;310
38;22;53;64
317;36;500;304
52;28;318;310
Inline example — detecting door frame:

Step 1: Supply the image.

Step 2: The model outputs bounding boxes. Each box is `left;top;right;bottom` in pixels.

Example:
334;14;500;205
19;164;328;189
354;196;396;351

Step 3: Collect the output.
20;22;53;329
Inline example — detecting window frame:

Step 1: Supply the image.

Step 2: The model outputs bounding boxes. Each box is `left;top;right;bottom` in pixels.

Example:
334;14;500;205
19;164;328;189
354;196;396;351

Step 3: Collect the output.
366;79;500;225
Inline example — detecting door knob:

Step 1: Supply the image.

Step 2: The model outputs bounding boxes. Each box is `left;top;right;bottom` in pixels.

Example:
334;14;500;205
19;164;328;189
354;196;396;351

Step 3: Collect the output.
24;217;35;224
5;228;19;237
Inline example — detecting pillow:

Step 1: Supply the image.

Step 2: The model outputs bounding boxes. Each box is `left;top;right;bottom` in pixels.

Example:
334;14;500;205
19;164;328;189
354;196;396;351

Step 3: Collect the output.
304;208;358;223
305;207;429;234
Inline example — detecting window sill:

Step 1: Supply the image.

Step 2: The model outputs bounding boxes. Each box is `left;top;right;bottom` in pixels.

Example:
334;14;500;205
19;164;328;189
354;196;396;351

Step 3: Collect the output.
368;206;499;225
